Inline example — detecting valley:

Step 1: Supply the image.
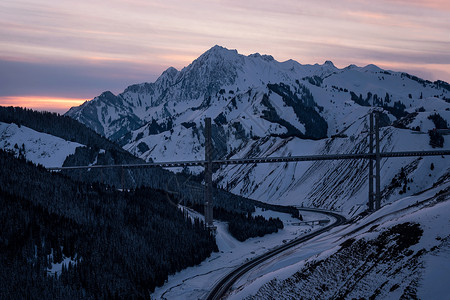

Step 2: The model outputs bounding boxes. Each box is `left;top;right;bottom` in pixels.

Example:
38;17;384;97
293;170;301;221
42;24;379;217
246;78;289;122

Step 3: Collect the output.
1;46;449;299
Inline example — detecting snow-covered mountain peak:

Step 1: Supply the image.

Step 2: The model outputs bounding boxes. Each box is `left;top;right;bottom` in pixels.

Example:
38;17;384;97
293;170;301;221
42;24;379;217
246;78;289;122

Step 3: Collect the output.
248;52;275;62
161;66;179;77
99;90;115;98
156;66;179;87
188;45;243;73
319;60;339;74
129;66;179;94
362;63;383;72
323;60;335;67
345;64;358;70
66;46;450;215
261;54;275;62
97;91;121;104
201;44;239;58
173;46;245;100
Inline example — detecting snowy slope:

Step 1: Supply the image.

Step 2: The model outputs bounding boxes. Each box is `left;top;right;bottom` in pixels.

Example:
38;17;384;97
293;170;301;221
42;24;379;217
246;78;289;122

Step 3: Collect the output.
66;46;450;215
0;122;84;168
152;206;332;300
217;121;450;216
227;181;450;299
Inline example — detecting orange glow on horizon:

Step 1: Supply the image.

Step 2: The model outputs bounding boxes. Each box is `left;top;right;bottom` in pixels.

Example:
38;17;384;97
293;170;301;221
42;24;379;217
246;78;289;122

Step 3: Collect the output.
0;96;87;114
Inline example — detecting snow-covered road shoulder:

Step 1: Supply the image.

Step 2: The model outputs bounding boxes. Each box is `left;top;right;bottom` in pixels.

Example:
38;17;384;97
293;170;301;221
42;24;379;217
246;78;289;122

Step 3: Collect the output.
152;207;332;299
228;181;450;299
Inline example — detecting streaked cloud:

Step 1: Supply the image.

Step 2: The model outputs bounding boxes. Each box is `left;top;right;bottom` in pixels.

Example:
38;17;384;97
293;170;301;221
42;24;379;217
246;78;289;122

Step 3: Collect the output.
0;0;449;113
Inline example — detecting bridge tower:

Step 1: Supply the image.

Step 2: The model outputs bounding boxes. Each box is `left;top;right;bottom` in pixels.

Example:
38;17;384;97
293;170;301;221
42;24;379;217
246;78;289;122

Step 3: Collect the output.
375;112;381;210
204;117;215;229
368;112;374;211
368;112;381;211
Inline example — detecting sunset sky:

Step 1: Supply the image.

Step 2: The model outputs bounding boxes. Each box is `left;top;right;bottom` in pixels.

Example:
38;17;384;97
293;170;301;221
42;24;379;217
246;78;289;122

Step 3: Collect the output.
1;0;449;114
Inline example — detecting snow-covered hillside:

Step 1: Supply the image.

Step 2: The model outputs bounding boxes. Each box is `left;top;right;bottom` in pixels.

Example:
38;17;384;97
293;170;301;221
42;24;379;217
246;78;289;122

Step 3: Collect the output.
66;45;450;215
218;122;449;216
0;122;84;168
151;180;450;299
227;181;450;300
152;206;333;299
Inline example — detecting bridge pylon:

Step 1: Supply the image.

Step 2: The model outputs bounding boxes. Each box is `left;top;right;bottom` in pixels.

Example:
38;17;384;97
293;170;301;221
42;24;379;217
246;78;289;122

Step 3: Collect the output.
204;117;215;230
368;111;381;211
375;112;381;210
368;112;374;211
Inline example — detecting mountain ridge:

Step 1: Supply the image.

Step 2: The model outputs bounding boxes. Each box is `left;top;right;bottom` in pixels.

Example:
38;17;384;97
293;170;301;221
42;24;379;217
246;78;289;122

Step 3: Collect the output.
0;106;264;216
65;45;450;216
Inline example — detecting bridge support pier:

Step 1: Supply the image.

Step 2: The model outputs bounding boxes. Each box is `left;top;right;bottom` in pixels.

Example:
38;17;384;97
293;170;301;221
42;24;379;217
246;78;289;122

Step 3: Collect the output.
375;112;381;210
204;117;215;229
368;112;381;211
368;112;374;211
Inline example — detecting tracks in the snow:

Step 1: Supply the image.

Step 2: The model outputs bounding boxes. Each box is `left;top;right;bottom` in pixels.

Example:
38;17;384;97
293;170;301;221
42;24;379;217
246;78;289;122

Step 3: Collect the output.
206;208;347;300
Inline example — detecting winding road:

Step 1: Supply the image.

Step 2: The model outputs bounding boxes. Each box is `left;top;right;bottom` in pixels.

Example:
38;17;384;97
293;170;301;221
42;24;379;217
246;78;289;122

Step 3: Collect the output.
206;208;347;300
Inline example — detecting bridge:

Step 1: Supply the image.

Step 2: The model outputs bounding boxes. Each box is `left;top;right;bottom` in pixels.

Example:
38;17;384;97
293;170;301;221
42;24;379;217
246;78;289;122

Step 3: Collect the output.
48;112;450;228
48;150;450;169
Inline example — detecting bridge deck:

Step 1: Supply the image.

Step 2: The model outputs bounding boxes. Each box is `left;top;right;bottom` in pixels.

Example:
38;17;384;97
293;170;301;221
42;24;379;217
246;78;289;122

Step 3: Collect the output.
47;150;450;170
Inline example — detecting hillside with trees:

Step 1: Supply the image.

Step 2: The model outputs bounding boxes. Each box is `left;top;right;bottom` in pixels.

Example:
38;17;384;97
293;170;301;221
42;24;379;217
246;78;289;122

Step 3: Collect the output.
0;149;218;298
0;106;258;214
0;106;291;245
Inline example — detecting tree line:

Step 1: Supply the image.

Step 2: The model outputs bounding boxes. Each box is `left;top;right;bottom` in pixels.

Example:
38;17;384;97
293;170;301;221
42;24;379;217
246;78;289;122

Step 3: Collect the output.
0;149;217;298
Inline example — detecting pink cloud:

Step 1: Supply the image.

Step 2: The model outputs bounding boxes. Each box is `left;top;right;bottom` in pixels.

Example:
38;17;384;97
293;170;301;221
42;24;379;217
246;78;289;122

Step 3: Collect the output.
387;0;450;11
0;0;449;113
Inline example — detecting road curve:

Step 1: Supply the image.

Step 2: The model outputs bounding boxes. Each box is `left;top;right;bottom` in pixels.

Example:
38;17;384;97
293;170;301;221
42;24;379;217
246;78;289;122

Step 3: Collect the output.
206;209;347;300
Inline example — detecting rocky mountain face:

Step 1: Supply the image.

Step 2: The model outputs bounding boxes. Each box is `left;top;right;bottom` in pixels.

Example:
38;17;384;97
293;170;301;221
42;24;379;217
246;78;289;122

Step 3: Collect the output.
66;45;450;216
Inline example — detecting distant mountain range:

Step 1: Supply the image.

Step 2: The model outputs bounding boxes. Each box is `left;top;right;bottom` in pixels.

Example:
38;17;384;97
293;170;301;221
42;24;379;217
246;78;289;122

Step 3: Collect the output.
1;46;449;299
65;45;450;216
62;46;450;216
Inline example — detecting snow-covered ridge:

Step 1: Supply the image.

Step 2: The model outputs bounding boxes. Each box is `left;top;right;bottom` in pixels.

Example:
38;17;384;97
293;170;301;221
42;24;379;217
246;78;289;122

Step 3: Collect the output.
0;122;84;168
66;45;450;215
